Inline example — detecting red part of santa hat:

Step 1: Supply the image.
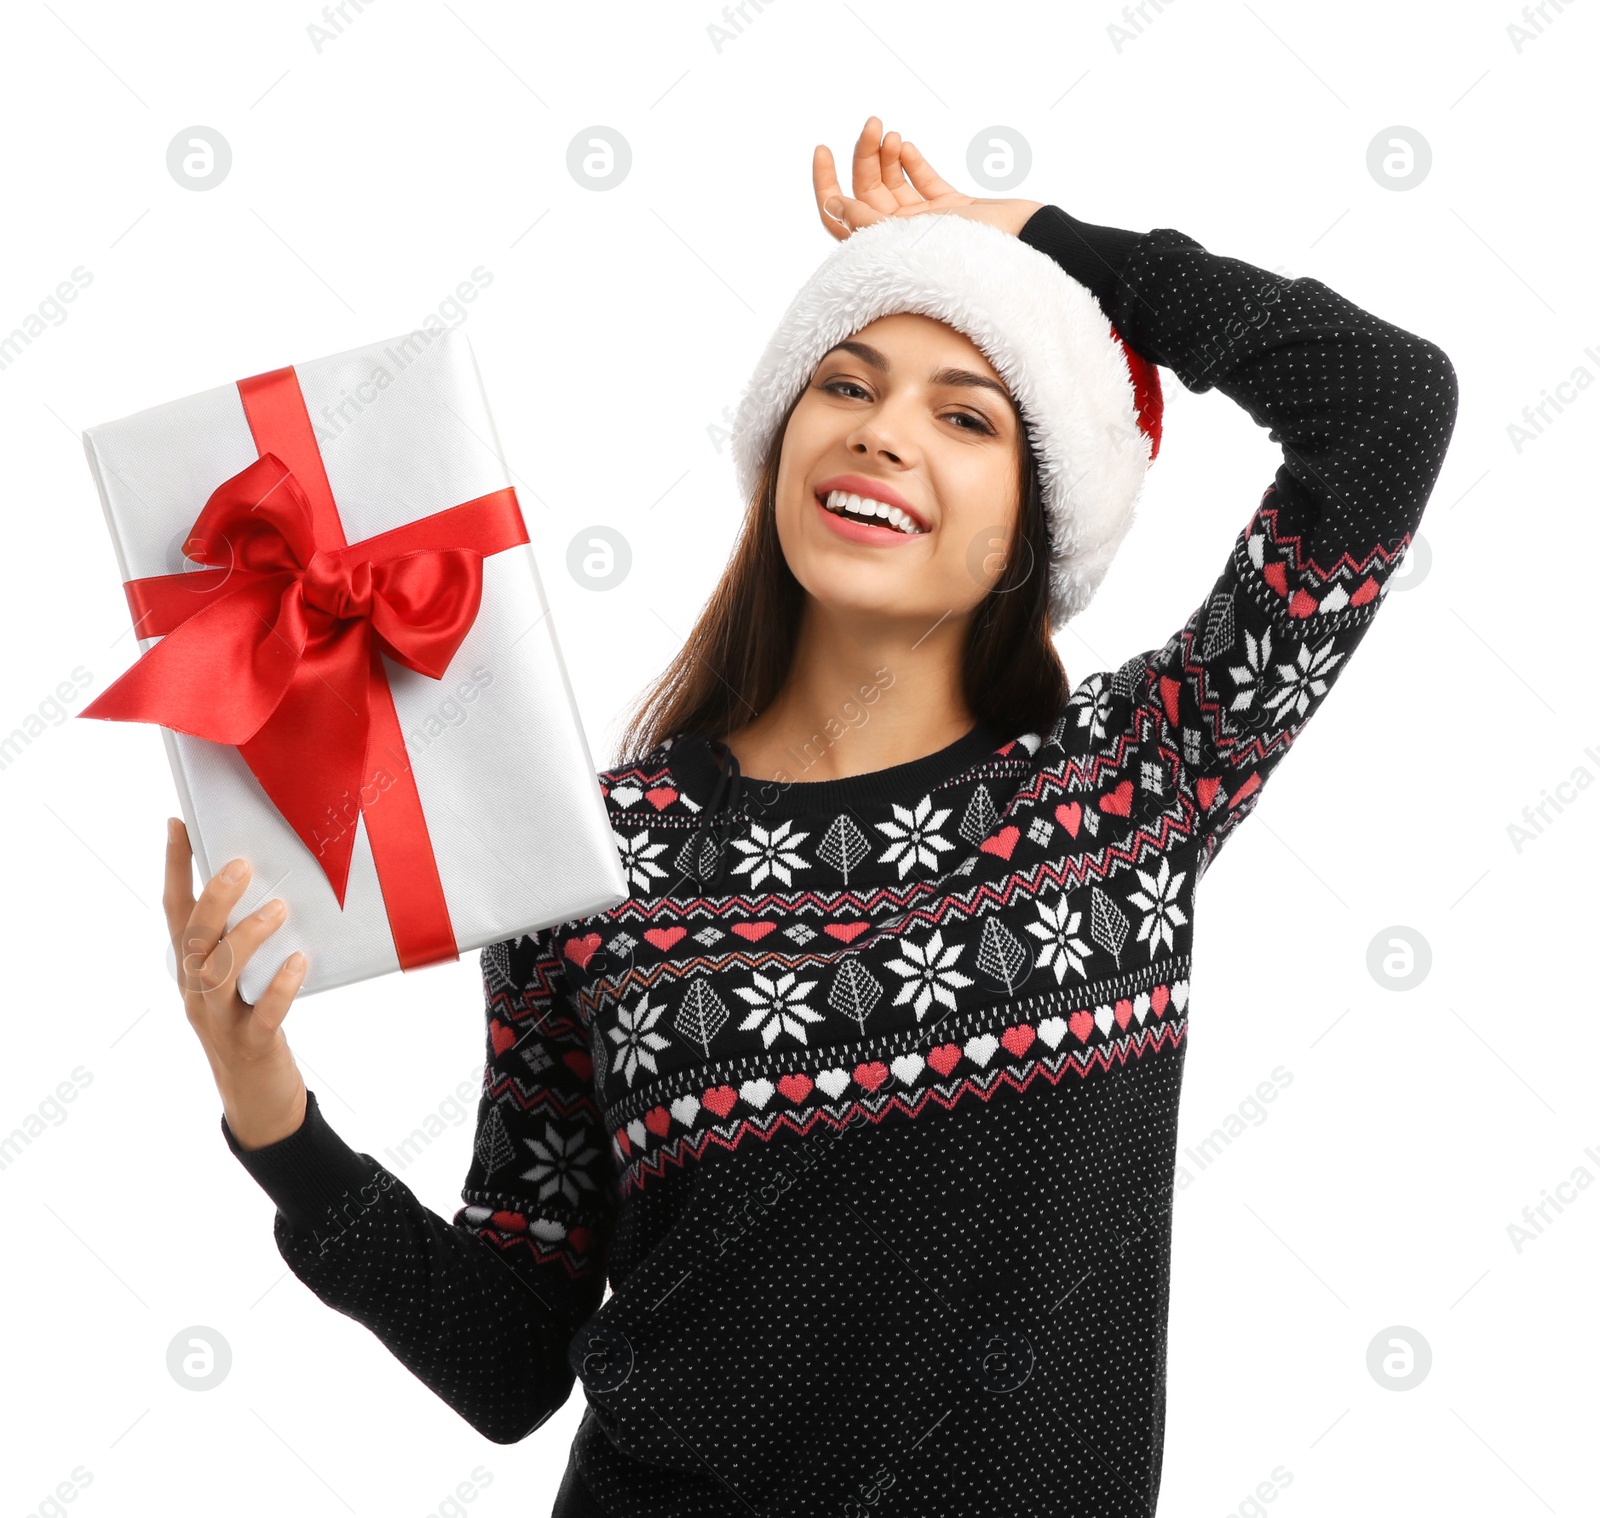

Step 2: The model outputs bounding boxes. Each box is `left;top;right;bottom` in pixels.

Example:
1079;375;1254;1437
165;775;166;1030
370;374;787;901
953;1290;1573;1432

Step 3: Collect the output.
1114;328;1164;462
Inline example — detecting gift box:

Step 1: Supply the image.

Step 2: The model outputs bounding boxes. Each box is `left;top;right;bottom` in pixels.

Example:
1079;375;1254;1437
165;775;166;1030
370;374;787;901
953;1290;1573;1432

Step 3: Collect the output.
81;326;629;1002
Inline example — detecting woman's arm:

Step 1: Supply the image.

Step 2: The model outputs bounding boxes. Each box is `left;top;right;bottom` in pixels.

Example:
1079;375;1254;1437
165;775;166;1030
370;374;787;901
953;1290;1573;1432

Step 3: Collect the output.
808;128;1457;872
1019;204;1459;871
223;930;615;1444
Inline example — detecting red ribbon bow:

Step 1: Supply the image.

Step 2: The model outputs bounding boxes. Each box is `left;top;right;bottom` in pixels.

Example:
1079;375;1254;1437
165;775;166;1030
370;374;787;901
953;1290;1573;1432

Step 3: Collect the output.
83;364;529;968
95;450;487;738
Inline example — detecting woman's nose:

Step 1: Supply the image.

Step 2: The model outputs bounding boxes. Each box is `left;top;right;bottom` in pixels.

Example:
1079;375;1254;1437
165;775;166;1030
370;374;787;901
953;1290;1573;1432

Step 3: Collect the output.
849;422;905;465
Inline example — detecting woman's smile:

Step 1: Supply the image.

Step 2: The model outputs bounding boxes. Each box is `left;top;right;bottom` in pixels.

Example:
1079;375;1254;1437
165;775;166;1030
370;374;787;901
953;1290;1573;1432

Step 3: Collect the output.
813;489;926;545
812;472;930;545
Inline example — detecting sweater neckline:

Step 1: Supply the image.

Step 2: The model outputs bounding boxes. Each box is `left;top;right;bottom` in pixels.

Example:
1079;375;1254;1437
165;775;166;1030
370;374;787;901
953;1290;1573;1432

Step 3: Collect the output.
668;718;1012;819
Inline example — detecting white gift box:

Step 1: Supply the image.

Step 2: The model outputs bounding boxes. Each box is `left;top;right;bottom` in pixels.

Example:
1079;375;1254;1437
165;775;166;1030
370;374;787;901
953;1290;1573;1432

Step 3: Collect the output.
83;326;629;1002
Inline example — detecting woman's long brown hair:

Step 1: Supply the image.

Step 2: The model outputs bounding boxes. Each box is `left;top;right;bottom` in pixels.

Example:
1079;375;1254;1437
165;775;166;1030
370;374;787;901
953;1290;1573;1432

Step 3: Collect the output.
611;382;1070;767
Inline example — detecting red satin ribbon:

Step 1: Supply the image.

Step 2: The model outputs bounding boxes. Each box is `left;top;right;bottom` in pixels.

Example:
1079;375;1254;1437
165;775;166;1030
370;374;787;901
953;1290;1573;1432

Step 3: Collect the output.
83;365;530;971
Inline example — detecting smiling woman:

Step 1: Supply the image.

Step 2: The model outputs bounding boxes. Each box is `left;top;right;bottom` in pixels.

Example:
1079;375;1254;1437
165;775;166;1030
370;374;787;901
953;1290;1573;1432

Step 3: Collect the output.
794;320;1019;543
217;116;1458;1518
614;149;1164;790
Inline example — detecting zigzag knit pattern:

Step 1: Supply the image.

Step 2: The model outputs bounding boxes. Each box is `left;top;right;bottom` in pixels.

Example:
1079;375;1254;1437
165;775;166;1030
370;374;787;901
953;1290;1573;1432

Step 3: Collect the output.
226;213;1459;1518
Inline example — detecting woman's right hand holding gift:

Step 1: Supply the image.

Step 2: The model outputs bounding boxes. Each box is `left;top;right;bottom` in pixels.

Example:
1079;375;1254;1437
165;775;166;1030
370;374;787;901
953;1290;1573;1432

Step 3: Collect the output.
164;817;309;1150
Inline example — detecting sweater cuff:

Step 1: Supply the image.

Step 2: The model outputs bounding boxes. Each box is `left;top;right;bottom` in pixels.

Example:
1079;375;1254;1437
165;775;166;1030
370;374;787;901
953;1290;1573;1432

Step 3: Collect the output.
221;1088;380;1235
1017;205;1145;318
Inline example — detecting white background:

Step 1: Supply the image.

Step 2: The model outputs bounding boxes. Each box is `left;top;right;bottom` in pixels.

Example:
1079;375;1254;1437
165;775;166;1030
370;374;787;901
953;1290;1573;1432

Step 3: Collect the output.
1;2;1593;1515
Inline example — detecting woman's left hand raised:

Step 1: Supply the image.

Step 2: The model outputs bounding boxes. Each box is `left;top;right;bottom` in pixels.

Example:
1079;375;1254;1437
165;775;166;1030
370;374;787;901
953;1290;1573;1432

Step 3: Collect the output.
812;116;1043;242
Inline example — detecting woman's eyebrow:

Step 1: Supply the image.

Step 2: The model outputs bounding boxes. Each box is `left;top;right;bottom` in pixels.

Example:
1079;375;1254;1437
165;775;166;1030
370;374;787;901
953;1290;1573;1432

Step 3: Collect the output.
929;366;1014;406
825;339;890;372
823;340;1014;407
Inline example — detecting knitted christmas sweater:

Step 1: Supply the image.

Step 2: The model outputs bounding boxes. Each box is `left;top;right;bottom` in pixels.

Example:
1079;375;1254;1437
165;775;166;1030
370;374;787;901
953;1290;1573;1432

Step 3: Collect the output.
223;206;1458;1517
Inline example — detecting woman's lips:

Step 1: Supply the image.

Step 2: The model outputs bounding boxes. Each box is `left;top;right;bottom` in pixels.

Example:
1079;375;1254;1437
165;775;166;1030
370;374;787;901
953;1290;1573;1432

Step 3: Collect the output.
814;492;925;546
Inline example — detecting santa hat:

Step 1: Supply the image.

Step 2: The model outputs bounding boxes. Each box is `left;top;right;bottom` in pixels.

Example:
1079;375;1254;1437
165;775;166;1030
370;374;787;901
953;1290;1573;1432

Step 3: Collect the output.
729;212;1163;629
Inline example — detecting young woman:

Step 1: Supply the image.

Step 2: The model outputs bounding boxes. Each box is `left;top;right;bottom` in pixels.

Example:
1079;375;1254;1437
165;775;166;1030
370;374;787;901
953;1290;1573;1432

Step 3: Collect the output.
168;118;1457;1516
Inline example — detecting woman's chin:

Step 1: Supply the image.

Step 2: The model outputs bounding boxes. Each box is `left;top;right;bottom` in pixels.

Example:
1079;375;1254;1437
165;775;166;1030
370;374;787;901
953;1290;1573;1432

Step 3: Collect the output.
793;574;938;625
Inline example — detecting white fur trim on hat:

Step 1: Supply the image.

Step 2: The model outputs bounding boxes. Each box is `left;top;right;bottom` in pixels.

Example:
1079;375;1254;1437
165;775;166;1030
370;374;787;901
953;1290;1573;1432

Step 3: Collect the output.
728;212;1155;628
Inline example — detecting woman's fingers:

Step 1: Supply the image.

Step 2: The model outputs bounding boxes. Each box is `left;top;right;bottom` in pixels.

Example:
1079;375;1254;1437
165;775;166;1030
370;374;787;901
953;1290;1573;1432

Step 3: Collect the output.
205;897;287;999
181;856;253;994
814;122;958;243
248;950;309;1036
898;140;960;201
162;818;196;948
811;145;885;240
812;145;849;234
848;116;903;214
877;131;923;208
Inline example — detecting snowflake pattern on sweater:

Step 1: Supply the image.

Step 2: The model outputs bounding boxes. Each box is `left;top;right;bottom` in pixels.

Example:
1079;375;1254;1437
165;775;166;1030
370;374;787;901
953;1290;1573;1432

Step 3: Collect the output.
225;209;1457;1518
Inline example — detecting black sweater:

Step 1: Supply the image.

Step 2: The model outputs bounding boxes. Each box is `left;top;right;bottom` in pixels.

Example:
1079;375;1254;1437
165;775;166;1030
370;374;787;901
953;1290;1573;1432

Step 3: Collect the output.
223;205;1458;1516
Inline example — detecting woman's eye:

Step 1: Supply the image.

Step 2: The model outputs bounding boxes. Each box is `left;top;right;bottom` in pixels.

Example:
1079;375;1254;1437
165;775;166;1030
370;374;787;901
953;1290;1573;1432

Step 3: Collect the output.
820;379;993;436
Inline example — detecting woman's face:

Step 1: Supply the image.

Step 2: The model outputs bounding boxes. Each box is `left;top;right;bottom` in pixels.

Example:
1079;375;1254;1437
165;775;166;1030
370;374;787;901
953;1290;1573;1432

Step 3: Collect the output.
773;312;1024;629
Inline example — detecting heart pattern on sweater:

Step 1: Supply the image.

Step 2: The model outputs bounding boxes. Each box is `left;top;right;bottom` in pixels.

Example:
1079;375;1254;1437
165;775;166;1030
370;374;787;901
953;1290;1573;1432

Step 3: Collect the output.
740;1078;775;1111
670;1093;701;1127
1001;1024;1035;1058
604;981;1189;1193
890;1053;925;1086
980;825;1021;860
824;922;871;943
1100;779;1134;816
564;933;603;969
703;1084;738;1119
1037;1015;1070;1049
645;926;687;952
964;1033;999;1068
853;1061;889;1093
608;978;1190;1160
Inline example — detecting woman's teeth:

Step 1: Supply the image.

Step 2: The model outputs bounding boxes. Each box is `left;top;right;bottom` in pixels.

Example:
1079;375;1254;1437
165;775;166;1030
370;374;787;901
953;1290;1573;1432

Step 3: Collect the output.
822;489;924;535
